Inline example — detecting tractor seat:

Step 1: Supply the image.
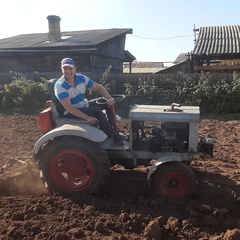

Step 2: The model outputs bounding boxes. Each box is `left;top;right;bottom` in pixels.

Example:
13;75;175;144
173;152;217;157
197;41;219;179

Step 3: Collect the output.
48;78;65;117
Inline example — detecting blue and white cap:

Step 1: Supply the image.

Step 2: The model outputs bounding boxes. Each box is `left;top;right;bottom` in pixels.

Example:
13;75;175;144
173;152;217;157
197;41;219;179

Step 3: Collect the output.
61;58;75;68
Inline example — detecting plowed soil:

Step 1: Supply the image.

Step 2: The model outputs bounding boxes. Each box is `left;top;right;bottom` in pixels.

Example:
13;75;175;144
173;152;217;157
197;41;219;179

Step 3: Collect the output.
0;114;240;240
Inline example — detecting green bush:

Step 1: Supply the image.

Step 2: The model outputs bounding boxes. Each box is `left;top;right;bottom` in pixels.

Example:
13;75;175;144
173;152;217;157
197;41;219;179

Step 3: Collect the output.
0;71;49;113
122;71;240;114
1;70;240;115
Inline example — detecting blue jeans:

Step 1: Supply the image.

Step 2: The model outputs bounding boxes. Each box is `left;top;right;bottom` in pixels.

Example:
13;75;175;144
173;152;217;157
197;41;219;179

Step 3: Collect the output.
65;101;115;138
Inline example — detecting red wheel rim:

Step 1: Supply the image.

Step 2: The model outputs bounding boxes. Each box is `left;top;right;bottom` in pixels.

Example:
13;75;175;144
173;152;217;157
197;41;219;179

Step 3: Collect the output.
50;149;95;192
159;172;190;197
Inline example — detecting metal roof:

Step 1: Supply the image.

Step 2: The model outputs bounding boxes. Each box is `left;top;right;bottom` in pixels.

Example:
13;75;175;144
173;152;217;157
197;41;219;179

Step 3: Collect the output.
192;25;240;55
0;28;132;50
123;61;165;73
173;53;189;64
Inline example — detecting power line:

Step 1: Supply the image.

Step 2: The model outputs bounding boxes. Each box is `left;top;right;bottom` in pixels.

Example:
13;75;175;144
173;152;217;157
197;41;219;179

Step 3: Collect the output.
131;34;194;40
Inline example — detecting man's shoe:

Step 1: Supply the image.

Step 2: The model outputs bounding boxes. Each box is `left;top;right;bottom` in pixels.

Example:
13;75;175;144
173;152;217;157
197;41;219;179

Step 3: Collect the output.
113;133;127;143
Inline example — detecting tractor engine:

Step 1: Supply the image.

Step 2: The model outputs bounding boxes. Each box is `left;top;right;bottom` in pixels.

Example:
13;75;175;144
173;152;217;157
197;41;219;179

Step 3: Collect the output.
132;121;189;153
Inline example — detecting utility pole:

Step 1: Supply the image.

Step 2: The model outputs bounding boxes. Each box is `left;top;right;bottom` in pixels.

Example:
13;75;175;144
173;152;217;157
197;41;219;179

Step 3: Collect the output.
193;24;199;43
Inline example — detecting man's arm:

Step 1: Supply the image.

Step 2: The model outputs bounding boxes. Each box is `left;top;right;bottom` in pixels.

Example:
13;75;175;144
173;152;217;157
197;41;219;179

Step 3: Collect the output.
91;83;115;106
60;98;99;125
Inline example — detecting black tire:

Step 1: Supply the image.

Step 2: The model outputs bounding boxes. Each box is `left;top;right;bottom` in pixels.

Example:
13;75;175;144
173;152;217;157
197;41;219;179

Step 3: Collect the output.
39;136;110;196
151;161;196;198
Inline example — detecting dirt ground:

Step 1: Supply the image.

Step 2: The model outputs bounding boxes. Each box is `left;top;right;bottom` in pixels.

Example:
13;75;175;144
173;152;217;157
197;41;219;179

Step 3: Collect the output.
0;114;240;240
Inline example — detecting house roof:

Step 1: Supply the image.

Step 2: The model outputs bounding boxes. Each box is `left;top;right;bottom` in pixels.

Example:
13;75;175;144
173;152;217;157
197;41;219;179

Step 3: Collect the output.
125;50;136;62
173;53;189;64
123;61;165;73
0;28;132;51
192;25;240;56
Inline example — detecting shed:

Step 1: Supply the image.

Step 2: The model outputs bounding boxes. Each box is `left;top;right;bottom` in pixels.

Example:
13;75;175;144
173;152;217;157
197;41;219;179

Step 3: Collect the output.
192;25;240;73
155;53;191;74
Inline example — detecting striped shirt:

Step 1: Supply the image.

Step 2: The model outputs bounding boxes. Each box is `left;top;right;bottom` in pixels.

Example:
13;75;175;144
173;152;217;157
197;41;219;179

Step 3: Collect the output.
54;74;95;113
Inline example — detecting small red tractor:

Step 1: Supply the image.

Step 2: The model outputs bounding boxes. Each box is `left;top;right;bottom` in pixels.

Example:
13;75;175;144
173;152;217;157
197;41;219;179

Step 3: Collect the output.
33;79;213;198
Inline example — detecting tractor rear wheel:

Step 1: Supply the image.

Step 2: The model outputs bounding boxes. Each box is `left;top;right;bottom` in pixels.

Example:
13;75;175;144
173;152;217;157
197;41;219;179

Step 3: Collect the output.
40;136;110;196
151;161;196;198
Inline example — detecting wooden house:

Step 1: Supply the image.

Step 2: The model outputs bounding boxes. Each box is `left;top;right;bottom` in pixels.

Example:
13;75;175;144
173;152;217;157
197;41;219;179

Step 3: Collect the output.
155;53;191;74
0;15;135;83
191;25;240;73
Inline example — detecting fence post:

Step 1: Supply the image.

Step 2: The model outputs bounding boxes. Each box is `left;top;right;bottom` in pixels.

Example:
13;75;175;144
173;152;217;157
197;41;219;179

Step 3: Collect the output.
110;78;116;94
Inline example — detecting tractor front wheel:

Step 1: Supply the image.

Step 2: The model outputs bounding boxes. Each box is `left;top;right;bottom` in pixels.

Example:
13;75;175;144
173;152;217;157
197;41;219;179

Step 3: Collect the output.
40;136;110;196
151;161;196;198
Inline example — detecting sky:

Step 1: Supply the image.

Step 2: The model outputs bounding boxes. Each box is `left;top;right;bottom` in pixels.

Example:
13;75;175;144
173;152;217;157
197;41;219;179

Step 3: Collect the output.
1;0;240;64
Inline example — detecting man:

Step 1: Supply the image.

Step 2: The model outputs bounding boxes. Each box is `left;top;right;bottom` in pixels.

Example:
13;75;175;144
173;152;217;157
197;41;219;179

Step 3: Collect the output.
54;57;127;143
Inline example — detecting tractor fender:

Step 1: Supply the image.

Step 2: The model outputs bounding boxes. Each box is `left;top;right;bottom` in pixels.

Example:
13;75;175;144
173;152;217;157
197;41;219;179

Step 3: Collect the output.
33;123;107;155
147;154;182;181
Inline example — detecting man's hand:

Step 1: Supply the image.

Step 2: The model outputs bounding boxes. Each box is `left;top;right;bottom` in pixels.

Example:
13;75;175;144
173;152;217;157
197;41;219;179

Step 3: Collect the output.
86;116;99;126
107;98;115;107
